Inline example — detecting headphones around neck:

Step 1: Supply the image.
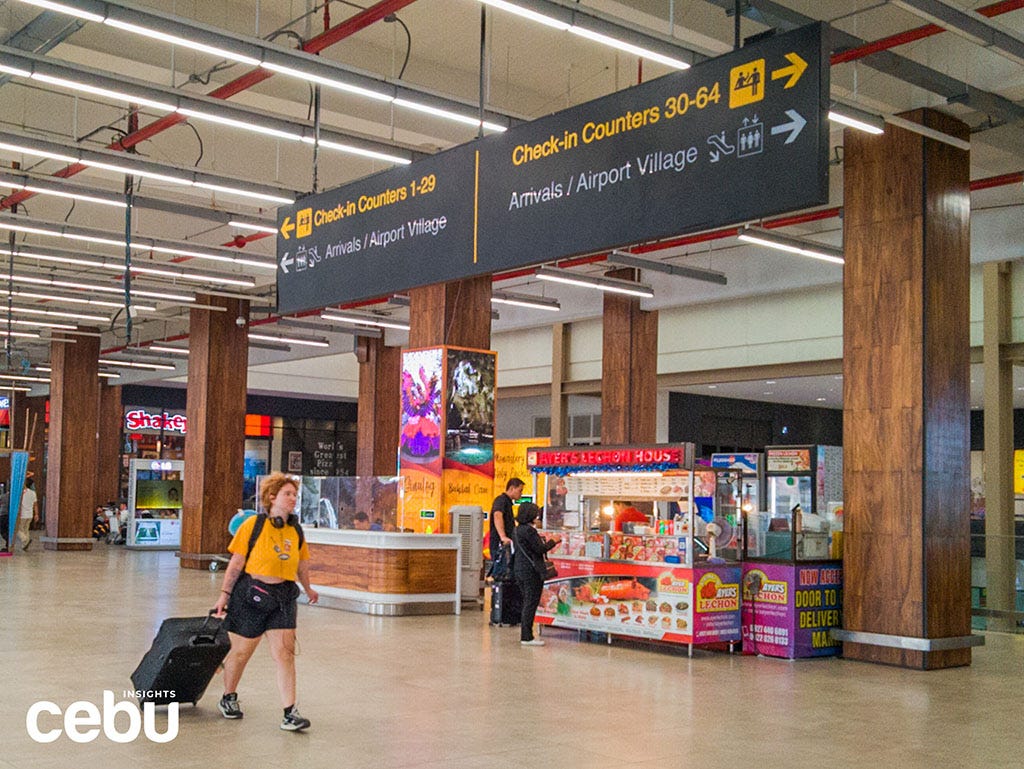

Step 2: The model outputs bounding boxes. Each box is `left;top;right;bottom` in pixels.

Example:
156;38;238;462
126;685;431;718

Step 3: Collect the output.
269;513;299;529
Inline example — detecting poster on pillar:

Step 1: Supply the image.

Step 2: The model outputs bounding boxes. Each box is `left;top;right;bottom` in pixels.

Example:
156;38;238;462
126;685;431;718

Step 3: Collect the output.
443;348;497;514
399;348;444;532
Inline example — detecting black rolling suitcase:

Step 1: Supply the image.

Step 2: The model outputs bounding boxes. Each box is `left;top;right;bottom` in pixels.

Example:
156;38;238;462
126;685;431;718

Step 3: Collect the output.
490;580;521;626
131;612;230;706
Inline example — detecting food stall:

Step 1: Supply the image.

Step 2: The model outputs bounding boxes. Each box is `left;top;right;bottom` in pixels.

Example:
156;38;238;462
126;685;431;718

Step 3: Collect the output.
528;444;741;656
741;445;843;658
126;458;183;549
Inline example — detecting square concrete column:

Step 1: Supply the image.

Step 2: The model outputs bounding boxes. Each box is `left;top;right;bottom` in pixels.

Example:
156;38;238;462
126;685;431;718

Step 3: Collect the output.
601;268;658;445
44;330;100;551
180;296;249;570
841;109;972;668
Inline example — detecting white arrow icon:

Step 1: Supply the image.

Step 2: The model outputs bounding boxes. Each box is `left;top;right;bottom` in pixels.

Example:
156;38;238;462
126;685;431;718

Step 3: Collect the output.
280;252;294;273
770;109;806;144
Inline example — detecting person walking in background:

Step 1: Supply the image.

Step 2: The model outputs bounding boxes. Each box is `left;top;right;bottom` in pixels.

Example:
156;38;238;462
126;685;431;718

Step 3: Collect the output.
15;477;38;552
213;472;319;732
513;502;559;646
489;477;524;555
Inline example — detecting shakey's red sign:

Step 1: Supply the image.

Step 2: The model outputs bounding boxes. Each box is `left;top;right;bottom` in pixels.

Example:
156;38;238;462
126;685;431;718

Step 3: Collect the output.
527;446;687;469
124;409;188;434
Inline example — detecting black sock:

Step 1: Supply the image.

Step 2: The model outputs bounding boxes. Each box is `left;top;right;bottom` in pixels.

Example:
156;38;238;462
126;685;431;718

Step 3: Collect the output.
284;705;295;716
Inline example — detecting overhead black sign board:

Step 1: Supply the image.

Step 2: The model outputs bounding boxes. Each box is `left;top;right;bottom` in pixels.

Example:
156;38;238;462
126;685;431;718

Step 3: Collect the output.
276;23;829;314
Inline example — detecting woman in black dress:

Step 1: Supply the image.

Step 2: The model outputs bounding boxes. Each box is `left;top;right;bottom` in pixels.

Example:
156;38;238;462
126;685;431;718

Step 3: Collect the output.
513;502;559;646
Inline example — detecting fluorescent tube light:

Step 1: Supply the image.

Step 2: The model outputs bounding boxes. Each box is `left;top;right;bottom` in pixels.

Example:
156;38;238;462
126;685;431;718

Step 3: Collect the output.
882;115;971;151
0;219;275;272
248;332;329;348
146;345;190;355
7;248;255;287
320;312;411;331
8;274;194;303
479;0;570;30
737;226;845;265
0;134;294;205
0;373;50;383
98;358;177;371
490;291;561;312
0;63;33;78
8;290;155;311
0;329;40;339
6;305;108;322
102;18;261;66
535;266;654;298
229;220;278;235
18;0;103;22
306;138;412;165
478;0;689;69
828;104;885;135
607;251;728;286
391;98;507;132
31;72;177;112
568;26;689;69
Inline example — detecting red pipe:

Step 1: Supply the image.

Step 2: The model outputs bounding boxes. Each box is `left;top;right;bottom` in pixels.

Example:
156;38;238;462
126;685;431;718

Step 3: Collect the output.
0;0;420;212
831;0;1024;65
970;171;1023;191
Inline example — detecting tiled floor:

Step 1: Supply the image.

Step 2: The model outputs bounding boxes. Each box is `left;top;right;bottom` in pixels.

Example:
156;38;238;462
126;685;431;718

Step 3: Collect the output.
2;544;1022;768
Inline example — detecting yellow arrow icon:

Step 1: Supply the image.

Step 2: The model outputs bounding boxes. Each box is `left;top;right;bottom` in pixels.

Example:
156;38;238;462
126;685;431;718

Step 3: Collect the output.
279;216;295;240
771;52;807;89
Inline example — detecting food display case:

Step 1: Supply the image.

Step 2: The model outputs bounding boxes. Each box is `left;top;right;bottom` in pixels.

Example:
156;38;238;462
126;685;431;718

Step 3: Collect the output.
741;445;843;658
528;444;741;655
126;458;183;549
711;452;763;555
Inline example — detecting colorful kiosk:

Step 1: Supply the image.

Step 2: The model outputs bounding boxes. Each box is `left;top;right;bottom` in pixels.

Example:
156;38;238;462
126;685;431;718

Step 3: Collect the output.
741;445;844;658
528;444;741;656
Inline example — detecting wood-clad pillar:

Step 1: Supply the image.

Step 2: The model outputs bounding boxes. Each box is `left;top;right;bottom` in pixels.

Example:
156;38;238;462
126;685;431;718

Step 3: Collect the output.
408;274;492;349
22;395;48;508
180;296;249;570
601;268;658;445
96;384;123;505
44;330;100;551
550;322;569;444
982;261;1016;632
356;335;401;477
841;109;972;669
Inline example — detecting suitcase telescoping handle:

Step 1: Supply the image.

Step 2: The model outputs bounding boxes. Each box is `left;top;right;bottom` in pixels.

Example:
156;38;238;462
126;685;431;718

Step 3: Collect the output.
191;610;222;646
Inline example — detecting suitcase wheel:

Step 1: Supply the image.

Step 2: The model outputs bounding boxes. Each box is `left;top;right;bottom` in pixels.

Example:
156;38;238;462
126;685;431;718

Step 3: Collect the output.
209;561;219;572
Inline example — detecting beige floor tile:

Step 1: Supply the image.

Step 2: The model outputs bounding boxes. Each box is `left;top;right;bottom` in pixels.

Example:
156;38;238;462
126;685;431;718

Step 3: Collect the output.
3;545;1022;769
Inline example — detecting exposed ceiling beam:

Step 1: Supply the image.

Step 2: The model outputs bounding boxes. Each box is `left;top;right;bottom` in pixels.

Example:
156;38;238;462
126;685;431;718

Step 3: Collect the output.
0;168;274;226
0;45;419;165
705;0;1024;126
890;0;1024;67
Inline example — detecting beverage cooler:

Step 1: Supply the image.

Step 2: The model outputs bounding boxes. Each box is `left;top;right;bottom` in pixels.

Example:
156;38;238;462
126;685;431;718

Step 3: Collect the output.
742;445;843;659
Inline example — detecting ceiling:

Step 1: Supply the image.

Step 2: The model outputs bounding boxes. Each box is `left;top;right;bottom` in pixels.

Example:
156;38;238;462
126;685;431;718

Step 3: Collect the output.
0;0;1021;408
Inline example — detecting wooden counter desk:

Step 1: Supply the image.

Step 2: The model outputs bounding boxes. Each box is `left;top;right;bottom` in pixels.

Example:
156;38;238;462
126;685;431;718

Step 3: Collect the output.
304;529;461;616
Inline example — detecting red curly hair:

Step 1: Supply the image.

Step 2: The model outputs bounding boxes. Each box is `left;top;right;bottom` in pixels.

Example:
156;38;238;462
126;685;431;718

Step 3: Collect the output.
259;472;299;513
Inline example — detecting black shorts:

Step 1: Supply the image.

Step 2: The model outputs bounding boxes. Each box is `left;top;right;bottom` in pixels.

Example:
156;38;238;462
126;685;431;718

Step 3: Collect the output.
224;576;301;639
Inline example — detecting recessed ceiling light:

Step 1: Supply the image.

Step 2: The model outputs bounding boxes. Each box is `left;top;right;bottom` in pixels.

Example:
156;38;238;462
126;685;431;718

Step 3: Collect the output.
707;385;717;389
765;380;776;385
816;397;827;402
763;391;774;396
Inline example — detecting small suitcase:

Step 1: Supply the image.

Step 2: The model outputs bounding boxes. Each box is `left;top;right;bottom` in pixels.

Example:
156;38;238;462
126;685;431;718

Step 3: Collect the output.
490;580;521;626
131;612;230;706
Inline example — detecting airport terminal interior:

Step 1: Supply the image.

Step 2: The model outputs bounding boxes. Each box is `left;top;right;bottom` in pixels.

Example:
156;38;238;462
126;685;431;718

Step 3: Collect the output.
0;0;1022;764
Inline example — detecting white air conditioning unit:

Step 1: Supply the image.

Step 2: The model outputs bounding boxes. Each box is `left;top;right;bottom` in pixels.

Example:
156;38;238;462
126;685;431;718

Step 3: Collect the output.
449;505;484;605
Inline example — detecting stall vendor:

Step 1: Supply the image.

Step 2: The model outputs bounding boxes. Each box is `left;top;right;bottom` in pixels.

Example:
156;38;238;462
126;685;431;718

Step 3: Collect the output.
612;501;649;532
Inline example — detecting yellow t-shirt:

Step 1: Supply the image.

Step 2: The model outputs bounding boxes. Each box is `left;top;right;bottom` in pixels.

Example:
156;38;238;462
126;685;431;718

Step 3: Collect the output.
228;515;310;581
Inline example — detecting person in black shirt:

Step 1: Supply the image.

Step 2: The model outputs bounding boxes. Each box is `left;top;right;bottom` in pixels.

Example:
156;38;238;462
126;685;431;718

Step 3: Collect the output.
489;477;524;556
513;502;559;645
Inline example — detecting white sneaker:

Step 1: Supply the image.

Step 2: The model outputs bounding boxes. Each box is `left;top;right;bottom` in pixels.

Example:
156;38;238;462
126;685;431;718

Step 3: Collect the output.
521;639;545;646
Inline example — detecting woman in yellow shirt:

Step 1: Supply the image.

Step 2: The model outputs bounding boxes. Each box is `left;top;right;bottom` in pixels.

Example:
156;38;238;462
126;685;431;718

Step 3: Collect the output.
213;473;319;731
